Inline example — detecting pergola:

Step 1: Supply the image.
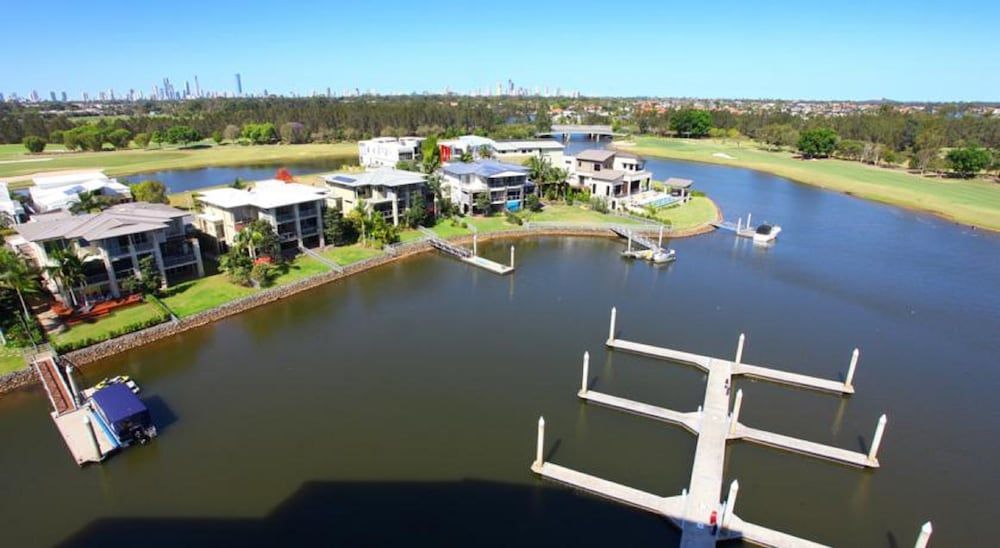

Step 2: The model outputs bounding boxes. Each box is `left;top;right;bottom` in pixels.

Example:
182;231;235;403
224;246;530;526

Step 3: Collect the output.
664;177;694;203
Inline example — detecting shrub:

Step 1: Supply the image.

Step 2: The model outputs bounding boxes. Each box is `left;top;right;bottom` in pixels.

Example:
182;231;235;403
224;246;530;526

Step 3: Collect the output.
23;135;47;153
589;197;609;214
505;211;523;225
52;313;169;353
251;262;279;287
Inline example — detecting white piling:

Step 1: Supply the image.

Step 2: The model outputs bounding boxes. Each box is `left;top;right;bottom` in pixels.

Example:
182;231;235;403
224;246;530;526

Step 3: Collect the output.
845;348;860;390
64;364;80;405
82;416;100;460
722;480;739;529
730;389;744;434
510;245;515;269
608;307;617;343
747;213;752;229
869;414;888;463
627;232;632;252
914;521;933;548
473;234;478;256
737;218;742;232
735;333;746;365
579;351;590;396
658;225;664;248
532;417;545;472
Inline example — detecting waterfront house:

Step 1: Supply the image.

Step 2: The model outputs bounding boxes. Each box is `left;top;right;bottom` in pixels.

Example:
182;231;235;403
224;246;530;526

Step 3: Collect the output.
28;170;132;213
570;149;652;210
13;202;204;304
358;137;425;168
195;179;328;254
323;167;429;227
441;160;532;214
438;135;564;162
0;182;25;225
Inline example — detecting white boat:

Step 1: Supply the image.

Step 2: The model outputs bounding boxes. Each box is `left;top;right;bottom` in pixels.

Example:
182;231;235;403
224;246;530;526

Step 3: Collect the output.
753;224;781;244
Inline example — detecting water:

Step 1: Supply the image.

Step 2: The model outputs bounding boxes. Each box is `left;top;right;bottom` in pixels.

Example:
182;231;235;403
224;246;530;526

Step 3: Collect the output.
120;158;351;193
1;142;998;546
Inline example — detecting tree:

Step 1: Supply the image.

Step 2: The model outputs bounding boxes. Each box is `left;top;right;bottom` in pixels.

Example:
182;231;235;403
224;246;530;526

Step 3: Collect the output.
219;248;253;286
165;125;200;145
241;123;278;144
797;127;839;158
0;247;41;347
945;146;992;178
279;122;309;144
913;124;945;173
368;213;399;247
346;201;372;245
69;191;112;214
421;135;440;173
250;262;279;287
525;193;542;212
106;128;133;149
474;191;492;215
323;208;358;246
22;135;46;153
235;219;280;260
535;105;553;133
274;168;294;182
459;150;474;163
670;109;712;138
477;144;493;159
403;192;433;228
835;139;864;161
120;256;162;296
134;132;151;148
46;247;87;307
211;130;224;144
131;180;168;204
222;124;242;142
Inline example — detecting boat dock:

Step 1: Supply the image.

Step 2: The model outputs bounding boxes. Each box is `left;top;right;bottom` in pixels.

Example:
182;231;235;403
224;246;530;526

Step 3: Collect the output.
712;213;765;238
421;228;514;275
529;307;913;547
27;347;116;466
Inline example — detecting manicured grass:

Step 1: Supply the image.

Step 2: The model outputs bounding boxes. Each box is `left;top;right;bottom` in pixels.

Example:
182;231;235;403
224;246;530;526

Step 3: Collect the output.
619;136;1000;231
431;221;475;238
52;302;168;348
1;142;358;185
651;196;718;231
0;350;26;375
161;274;256;318
320;244;384;266
270;256;330;285
466;215;517;232
398;229;425;243
525;203;646;225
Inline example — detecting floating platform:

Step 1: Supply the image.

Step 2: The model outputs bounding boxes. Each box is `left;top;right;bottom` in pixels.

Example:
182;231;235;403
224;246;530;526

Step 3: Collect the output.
53;407;117;465
422;228;516;276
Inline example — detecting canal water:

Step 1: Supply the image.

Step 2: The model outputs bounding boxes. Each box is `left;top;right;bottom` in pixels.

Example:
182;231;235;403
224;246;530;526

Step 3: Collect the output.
0;142;998;546
120;158;351;193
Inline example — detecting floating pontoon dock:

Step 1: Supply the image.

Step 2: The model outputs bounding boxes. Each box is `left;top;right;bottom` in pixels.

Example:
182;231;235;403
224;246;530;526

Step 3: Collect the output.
712;213;761;238
420;227;514;275
531;308;933;547
610;225;675;262
28;347;116;465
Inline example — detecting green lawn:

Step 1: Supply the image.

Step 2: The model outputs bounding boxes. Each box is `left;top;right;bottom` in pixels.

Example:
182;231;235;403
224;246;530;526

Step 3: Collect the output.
320;244;384;266
652;196;719;231
525;203;646;225
52;302;168;348
161;273;257;317
0;349;26;375
431;221;475;238
619;136;1000;231
466;215;518;232
270;256;330;285
0;142;358;185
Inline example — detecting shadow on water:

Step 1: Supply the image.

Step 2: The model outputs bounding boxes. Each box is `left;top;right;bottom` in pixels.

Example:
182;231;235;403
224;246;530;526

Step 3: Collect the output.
59;479;683;548
143;395;178;435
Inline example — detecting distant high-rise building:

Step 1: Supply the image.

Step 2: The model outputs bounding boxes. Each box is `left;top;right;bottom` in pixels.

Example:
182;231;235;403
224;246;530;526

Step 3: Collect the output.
50;91;57;102
194;75;201;98
326;87;331;98
109;89;115;101
235;73;243;96
61;91;67;102
185;80;191;97
0;93;5;102
508;79;514;95
83;92;90;102
30;90;40;102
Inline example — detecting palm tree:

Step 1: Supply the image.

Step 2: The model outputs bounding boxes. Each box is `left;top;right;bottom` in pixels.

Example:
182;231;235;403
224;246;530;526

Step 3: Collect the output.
235;225;264;260
477;145;493;160
69;191;110;214
0;248;41;347
45;247;87;308
459;150;474;163
524;156;552;197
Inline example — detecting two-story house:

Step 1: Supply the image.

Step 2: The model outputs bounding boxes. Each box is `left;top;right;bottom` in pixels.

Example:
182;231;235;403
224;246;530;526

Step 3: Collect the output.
440;160;532;215
28;170;132;213
571;149;652;210
195;180;328;254
358;137;425;168
13;202;204;304
323;167;429;227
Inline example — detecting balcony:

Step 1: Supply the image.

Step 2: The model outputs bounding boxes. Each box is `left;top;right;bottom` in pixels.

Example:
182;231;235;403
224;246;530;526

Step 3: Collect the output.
85;272;110;286
104;244;130;258
279;231;299;242
132;241;154;253
163;253;197;268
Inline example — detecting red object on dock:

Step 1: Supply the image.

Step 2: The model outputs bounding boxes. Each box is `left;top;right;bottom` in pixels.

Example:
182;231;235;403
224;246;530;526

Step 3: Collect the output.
35;356;74;415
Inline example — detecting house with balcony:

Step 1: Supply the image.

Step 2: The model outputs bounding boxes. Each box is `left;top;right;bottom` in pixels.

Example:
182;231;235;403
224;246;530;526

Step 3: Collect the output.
12;203;204;304
441;160;533;215
358;137;425;168
323;167;429;227
570;149;652;210
437;135;564;162
195;179;328;254
28;170;132;213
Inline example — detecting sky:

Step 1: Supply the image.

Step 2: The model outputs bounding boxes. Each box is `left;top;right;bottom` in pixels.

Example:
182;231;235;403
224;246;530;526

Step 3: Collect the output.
1;0;998;102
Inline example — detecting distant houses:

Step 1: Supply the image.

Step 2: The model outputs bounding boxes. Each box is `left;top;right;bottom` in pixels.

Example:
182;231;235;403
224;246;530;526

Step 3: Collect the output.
12;203;204;303
441;159;532;214
0;182;25;225
358;137;426;168
323;167;429;227
438;135;564;162
195;180;328;254
28;170;132;214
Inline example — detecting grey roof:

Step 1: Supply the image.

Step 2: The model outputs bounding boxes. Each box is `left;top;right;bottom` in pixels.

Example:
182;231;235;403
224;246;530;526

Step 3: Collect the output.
15;202;187;242
581;170;625;182
575;149;616;163
664;177;694;189
441;160;528;178
324;167;427;188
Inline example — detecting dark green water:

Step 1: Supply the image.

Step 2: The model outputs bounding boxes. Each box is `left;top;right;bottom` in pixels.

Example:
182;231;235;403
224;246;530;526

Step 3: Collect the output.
1;156;998;547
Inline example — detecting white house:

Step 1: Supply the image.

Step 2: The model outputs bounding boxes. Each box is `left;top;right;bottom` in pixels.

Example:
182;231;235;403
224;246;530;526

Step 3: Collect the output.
358;137;425;168
0;182;25;225
570;149;653;210
438;135;564;162
28;170;132;213
323;167;429;227
196;180;328;254
13;203;204;303
441;160;532;214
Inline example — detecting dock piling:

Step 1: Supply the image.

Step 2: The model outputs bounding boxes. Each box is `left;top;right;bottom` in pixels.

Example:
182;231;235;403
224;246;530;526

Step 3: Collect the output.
914;521;933;548
846;348;860;390
869;414;888;463
510;245;515;269
81;416;100;461
473;234;478;256
747;213;752;229
608;307;617;344
627;231;633;252
532;417;545;472
735;333;746;365
579;352;590;396
730;389;744;434
64;364;80;406
658;226;663;248
722;480;739;530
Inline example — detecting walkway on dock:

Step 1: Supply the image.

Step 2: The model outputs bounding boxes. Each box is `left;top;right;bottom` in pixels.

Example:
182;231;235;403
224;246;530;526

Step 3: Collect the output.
30;350;76;415
420;227;514;275
532;308;888;547
712;213;757;238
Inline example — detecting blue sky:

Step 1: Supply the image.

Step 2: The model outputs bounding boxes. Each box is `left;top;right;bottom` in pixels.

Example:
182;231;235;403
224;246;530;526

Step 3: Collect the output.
2;0;998;101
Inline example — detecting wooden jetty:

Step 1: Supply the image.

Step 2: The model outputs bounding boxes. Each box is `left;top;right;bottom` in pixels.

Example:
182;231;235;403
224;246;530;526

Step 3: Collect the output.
27;347;115;466
420;227;514;275
528;308;920;547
